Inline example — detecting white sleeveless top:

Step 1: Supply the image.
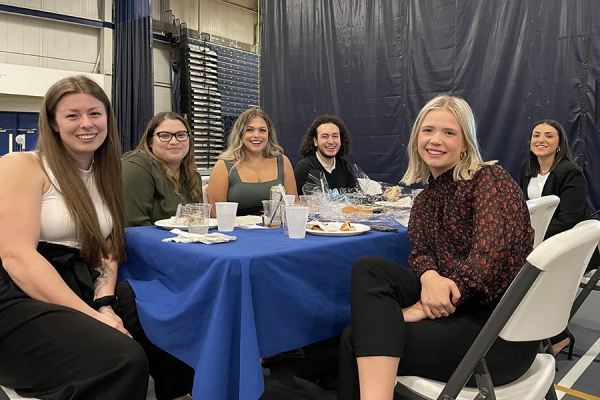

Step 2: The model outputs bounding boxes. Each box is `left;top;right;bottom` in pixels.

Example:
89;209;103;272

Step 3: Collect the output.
36;154;113;249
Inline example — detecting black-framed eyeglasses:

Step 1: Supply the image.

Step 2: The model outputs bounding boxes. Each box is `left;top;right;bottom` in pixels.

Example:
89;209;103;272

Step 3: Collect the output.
153;131;190;142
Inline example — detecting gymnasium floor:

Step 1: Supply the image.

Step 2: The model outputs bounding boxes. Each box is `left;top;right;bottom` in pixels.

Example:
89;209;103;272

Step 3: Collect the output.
258;289;600;400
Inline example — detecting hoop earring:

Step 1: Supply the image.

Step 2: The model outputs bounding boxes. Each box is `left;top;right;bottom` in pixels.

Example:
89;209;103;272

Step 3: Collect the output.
460;151;466;159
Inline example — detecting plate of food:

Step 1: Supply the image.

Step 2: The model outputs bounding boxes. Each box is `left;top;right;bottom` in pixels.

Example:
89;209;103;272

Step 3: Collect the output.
306;221;371;236
154;218;218;230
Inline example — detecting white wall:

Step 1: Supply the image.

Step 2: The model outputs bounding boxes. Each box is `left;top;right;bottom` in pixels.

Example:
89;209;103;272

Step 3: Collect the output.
0;0;108;111
0;0;258;114
157;0;258;46
0;0;101;19
153;40;173;114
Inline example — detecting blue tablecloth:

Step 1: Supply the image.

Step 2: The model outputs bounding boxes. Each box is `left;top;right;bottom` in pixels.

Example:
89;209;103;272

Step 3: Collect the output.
119;225;412;400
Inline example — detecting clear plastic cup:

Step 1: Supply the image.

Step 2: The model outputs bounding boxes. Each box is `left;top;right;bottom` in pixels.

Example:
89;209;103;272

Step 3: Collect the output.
285;206;309;239
185;203;212;234
262;200;282;228
215;202;238;232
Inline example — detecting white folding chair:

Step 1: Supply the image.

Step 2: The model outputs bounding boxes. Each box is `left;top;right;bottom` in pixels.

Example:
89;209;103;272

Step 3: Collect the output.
526;201;536;216
395;219;600;400
1;378;157;399
526;195;560;248
570;210;600;319
0;387;31;400
202;183;209;203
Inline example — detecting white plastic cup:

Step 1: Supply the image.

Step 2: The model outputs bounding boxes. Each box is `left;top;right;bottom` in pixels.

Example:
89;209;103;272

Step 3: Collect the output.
284;194;296;205
215;202;238;232
281;195;296;233
186;203;212;234
285;206;309;239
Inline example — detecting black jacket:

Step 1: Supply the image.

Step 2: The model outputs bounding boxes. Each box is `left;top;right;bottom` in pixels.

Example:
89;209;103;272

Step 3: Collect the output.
520;159;599;270
520;159;589;238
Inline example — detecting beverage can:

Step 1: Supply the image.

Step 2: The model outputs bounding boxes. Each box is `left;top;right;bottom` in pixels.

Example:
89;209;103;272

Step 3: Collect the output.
270;185;283;200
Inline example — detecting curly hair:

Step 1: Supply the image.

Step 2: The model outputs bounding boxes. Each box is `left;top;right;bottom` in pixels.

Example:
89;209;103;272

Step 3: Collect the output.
299;115;352;157
524;119;572;177
401;94;496;185
124;111;202;203
219;108;284;170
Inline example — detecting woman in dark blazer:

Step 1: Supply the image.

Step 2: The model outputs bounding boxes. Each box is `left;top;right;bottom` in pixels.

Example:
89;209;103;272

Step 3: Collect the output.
520;119;600;358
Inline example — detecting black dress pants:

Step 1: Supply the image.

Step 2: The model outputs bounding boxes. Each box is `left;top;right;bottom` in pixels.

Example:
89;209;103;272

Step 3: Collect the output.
0;258;194;400
337;256;539;400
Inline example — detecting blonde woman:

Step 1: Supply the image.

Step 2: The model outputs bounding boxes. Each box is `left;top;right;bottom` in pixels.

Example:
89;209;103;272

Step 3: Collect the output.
0;76;193;399
208;108;297;216
337;95;538;400
123;112;203;226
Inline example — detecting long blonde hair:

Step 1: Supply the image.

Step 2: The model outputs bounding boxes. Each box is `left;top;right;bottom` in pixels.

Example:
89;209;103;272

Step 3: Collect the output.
37;75;126;266
401;94;496;185
219;108;283;170
124;112;202;202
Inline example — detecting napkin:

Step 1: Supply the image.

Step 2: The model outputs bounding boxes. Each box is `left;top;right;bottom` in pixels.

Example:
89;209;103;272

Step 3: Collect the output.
163;229;237;244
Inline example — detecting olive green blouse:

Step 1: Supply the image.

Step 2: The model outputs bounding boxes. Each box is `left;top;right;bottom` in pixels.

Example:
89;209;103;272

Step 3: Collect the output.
122;151;203;226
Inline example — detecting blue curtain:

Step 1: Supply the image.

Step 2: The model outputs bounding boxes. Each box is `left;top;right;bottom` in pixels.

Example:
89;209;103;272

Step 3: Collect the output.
260;0;600;210
113;0;154;152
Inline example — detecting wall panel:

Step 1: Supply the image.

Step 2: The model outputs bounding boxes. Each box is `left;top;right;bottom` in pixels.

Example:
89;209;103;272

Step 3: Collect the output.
156;0;257;47
0;13;99;72
1;0;100;19
200;0;256;44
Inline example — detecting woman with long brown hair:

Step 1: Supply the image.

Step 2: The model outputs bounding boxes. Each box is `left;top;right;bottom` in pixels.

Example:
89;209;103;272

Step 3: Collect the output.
123;111;203;226
0;76;193;399
520;119;599;358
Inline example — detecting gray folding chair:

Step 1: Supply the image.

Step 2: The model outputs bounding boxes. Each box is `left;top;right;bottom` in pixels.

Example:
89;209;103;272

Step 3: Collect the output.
395;219;600;400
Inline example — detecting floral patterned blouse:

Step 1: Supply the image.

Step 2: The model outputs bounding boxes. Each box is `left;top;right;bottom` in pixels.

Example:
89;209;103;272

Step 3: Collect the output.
408;164;534;305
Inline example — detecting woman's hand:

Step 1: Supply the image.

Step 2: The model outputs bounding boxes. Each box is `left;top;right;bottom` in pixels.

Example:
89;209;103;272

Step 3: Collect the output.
96;306;132;338
402;301;428;323
420;270;461;319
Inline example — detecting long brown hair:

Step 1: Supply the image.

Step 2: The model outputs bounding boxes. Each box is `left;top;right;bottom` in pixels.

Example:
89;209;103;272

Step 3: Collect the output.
37;75;126;266
124;111;202;202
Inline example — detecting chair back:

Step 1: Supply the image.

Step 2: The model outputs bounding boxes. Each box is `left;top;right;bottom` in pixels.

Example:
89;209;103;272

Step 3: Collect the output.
202;183;209;203
526;195;560;248
500;220;600;341
526;201;536;215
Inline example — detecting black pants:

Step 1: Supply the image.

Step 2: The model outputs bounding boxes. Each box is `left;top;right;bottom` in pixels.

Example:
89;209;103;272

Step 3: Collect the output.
337;256;539;400
0;274;193;400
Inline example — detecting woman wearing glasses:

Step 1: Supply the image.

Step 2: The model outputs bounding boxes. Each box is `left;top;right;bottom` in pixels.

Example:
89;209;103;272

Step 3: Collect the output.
122;112;204;226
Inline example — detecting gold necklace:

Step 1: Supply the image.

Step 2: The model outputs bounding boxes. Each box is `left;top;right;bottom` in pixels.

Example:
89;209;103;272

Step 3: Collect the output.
540;168;550;174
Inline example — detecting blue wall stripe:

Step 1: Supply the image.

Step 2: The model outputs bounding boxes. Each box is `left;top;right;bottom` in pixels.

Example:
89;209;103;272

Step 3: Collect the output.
0;4;111;29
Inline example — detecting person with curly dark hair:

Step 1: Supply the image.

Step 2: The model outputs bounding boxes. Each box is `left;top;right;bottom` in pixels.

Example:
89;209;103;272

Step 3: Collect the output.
294;115;357;195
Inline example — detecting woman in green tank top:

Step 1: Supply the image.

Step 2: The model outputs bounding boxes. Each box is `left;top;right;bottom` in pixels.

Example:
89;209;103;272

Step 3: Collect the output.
208;108;298;216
